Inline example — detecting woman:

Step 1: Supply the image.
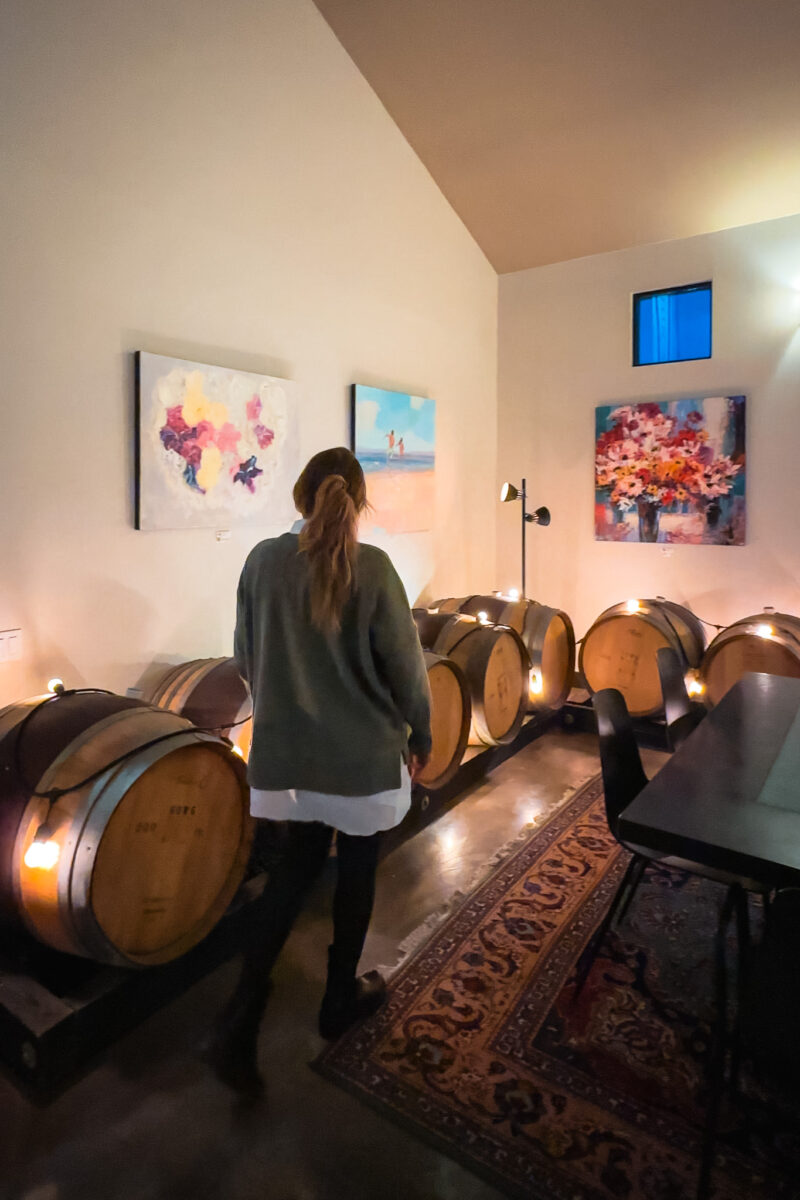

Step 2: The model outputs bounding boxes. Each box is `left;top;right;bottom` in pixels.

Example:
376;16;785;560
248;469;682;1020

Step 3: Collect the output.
206;446;431;1096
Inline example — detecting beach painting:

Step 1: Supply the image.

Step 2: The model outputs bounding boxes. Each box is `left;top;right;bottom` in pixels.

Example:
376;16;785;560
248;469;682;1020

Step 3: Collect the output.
352;384;435;533
595;395;746;544
136;352;299;531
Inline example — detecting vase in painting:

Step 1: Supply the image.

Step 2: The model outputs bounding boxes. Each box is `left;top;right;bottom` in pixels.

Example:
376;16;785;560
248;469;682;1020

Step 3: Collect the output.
705;498;722;529
637;499;660;543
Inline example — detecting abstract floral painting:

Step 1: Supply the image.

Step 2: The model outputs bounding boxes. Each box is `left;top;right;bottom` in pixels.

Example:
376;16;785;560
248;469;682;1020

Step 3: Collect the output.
352;384;435;534
136;352;299;531
595;396;746;544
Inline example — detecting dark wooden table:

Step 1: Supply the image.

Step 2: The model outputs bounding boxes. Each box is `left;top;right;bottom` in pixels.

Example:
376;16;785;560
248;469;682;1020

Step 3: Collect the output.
619;671;800;1198
619;672;800;889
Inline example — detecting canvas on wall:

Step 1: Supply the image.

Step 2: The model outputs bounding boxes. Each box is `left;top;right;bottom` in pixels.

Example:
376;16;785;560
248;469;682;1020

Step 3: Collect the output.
136;352;299;531
594;395;746;545
351;384;435;534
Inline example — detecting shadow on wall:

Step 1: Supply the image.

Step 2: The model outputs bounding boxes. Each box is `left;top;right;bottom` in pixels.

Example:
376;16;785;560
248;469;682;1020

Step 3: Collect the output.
37;576;156;696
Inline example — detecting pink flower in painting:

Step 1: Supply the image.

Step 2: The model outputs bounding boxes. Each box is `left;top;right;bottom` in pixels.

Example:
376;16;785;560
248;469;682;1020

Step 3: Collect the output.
165;405;189;434
253;423;274;449
181;440;203;469
247;395;262;421
194;419;215;448
214;422;241;454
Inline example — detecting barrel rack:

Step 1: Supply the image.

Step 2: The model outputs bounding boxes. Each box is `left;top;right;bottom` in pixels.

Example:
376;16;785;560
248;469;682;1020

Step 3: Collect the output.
0;869;268;1100
0;710;558;1099
558;686;671;750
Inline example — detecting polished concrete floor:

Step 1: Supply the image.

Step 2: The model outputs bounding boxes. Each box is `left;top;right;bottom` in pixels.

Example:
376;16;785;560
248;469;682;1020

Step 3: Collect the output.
0;729;664;1200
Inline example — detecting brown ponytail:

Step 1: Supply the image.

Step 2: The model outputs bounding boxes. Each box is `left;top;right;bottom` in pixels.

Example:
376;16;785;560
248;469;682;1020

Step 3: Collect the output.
293;448;368;633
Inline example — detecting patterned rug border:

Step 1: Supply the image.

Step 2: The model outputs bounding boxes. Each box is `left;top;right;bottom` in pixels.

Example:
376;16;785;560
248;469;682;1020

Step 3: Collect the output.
377;771;603;982
312;773;610;1200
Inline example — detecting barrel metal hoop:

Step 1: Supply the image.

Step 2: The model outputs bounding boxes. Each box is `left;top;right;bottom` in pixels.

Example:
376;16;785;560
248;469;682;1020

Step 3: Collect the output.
67;730;222;967
10;707;190;925
431;620;480;658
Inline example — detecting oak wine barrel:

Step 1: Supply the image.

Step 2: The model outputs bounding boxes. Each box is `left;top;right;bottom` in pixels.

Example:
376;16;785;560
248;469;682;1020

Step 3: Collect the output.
414;611;528;746
579;599;706;718
433;594;575;713
0;691;252;967
700;612;800;707
146;657;252;759
417;651;471;790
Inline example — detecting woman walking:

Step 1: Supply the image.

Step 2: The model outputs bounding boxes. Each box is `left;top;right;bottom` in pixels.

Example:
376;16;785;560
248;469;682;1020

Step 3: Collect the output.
205;446;431;1095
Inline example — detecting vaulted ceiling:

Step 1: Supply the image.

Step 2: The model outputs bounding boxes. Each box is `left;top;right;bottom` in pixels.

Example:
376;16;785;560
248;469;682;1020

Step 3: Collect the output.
313;0;800;273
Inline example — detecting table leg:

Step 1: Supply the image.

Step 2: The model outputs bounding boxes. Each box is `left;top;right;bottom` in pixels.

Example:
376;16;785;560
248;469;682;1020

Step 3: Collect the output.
697;884;740;1200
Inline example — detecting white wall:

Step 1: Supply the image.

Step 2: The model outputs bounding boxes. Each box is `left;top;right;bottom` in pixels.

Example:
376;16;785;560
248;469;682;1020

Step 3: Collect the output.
0;0;497;706
498;213;800;645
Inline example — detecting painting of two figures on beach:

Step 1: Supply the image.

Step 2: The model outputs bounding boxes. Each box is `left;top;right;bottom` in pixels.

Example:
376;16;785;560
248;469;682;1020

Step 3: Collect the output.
353;384;436;533
595;395;746;545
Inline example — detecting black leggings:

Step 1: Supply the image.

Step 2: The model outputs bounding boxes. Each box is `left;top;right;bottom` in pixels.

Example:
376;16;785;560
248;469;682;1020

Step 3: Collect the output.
234;820;382;1013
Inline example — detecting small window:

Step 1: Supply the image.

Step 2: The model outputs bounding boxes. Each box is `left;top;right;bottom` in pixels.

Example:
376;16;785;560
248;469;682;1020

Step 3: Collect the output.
633;281;712;366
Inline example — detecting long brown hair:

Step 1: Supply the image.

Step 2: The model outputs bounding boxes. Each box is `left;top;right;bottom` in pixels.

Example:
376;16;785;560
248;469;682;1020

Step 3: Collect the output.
293;447;368;633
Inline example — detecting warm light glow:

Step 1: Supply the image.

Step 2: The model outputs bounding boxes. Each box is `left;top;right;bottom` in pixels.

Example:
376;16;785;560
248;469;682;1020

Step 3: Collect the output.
47;678;64;695
625;599;641;614
529;669;543;697
686;675;705;697
755;623;774;639
508;588;520;601
24;840;60;870
231;745;245;758
435;823;466;863
477;611;489;625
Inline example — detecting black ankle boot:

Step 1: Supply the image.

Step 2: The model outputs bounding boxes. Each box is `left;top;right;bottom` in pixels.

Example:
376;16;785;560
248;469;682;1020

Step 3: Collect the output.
318;948;386;1039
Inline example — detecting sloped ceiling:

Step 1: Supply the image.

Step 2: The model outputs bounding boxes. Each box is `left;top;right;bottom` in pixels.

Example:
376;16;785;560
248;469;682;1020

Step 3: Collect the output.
313;0;800;272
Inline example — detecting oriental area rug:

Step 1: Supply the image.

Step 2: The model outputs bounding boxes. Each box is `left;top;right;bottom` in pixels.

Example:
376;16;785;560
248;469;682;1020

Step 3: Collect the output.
314;775;800;1200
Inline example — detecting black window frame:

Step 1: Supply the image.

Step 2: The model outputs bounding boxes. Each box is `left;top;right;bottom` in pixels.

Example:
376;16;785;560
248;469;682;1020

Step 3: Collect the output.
632;280;712;367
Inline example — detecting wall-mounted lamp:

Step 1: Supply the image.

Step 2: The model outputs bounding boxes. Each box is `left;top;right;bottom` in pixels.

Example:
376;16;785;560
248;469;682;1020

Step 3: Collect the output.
499;477;550;598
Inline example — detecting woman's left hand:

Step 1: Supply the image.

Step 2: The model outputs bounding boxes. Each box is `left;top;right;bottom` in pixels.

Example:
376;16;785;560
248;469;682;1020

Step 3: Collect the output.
408;752;430;783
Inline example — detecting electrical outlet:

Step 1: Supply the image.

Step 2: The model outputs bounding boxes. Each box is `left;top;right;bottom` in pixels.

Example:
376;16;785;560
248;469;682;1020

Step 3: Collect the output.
0;628;22;662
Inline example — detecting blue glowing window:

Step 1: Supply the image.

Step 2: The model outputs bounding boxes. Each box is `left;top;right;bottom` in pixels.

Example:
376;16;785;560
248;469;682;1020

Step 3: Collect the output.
633;281;712;366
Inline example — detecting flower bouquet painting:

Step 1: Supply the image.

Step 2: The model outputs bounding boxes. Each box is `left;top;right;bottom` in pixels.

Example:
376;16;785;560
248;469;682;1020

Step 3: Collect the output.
595;396;746;544
136;352;299;531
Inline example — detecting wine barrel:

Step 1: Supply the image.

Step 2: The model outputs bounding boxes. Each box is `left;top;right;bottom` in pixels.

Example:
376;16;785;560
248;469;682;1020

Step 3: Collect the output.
146;657;252;759
414;611;528;746
700;612;800;707
0;691;252;967
433;594;575;713
417;651;471;790
579;599;706;718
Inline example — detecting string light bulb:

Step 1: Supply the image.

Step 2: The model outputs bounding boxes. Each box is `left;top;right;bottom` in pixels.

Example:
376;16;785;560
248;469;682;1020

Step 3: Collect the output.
231;744;245;758
508;588;520;601
685;673;705;697
23;824;61;870
529;669;543;697
47;678;66;696
477;611;489;625
625;599;642;614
